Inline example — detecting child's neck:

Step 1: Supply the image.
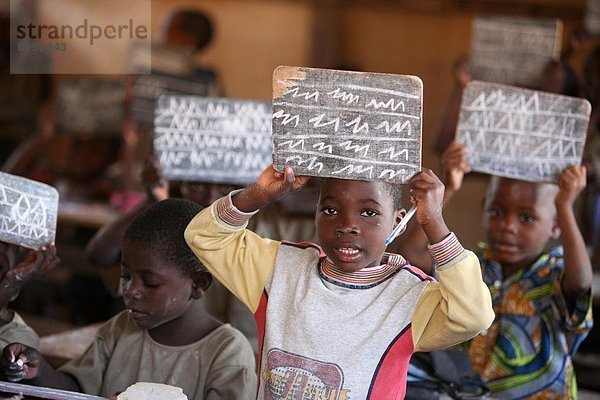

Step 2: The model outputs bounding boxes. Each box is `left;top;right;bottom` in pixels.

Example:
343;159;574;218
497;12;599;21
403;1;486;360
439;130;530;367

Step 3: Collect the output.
147;302;222;347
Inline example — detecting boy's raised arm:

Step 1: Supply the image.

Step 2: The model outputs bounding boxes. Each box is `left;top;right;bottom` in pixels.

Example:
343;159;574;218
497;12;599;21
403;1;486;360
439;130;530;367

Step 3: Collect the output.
407;169;493;351
555;165;594;303
185;166;309;312
395;141;470;273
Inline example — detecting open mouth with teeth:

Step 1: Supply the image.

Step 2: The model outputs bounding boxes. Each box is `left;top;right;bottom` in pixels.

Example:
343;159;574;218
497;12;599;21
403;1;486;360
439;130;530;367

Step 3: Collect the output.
334;246;362;262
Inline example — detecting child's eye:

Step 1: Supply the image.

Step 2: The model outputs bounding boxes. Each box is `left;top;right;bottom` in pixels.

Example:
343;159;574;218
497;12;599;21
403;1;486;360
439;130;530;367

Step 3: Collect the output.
520;214;535;223
321;207;337;215
361;209;379;217
486;208;503;218
144;281;160;289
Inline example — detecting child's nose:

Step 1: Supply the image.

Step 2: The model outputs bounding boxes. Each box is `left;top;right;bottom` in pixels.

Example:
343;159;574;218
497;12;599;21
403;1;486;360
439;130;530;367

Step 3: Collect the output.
336;216;360;235
122;280;143;300
501;215;518;232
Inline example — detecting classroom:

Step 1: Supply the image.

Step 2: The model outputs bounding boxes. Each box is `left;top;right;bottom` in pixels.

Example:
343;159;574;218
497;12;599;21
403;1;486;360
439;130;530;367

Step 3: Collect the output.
0;0;599;399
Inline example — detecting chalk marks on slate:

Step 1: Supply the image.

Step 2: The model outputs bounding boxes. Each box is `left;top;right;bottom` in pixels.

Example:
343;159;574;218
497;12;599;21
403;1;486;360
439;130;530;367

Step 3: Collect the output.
0;172;58;250
456;81;591;183
153;96;272;185
272;66;422;183
470;16;562;88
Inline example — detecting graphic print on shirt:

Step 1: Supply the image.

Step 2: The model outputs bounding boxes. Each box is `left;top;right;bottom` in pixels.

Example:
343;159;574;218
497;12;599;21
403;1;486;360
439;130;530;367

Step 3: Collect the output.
263;348;350;400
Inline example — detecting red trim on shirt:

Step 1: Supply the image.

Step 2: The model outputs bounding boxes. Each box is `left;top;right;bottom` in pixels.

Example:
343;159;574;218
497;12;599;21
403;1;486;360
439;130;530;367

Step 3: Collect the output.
367;325;414;399
402;263;435;282
254;290;268;394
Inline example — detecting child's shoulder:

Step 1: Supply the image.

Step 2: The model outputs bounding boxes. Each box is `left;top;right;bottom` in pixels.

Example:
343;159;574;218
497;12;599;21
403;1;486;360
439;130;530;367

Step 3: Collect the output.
200;324;255;366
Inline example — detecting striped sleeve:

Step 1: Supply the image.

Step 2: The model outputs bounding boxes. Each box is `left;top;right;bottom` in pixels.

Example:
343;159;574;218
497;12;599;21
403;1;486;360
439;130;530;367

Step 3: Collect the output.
412;233;494;352
428;232;467;269
185;194;281;312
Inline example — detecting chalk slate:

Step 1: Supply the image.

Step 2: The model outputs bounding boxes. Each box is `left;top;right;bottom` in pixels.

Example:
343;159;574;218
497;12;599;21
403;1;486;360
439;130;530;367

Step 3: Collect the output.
56;79;126;136
0;172;58;250
272;66;422;183
154;95;272;185
586;0;600;36
132;71;215;126
455;81;591;183
470;16;562;88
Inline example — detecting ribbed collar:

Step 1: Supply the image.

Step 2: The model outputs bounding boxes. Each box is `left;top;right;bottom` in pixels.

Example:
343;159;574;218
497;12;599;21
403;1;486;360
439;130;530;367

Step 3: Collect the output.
318;253;407;289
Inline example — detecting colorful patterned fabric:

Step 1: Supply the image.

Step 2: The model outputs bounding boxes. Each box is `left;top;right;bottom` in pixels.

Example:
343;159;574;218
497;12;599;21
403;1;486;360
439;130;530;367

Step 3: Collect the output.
465;244;593;399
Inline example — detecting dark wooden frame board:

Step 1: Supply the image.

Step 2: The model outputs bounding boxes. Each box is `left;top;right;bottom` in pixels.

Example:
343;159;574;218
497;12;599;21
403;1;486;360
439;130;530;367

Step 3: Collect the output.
455;81;591;183
153;95;272;185
470;16;562;88
0;172;58;249
272;66;422;183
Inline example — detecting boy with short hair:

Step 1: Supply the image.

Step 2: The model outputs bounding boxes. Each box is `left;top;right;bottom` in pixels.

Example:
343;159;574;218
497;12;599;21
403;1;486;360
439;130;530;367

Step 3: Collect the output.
1;199;256;400
404;141;594;399
185;165;494;399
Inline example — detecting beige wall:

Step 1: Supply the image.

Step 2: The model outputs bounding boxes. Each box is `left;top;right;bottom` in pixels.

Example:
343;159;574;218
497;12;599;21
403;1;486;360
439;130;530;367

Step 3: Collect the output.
151;0;313;100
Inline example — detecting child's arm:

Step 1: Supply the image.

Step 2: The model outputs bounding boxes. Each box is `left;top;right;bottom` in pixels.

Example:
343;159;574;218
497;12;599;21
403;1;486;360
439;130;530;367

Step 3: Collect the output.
0;245;60;310
395;141;470;273
1;343;80;390
231;165;309;212
408;168;494;351
555;165;594;303
433;56;471;156
185;165;309;312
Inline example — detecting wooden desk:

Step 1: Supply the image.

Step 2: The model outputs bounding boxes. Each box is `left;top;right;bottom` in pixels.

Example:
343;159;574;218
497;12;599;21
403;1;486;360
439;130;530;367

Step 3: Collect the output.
58;201;120;230
40;322;103;368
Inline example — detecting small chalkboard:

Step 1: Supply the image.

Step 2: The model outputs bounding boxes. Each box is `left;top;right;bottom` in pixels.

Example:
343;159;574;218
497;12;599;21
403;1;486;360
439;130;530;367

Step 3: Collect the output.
132;71;215;125
470;16;562;88
586;0;600;36
455;81;591;183
0;172;58;250
271;66;422;183
56;79;126;136
153;95;272;185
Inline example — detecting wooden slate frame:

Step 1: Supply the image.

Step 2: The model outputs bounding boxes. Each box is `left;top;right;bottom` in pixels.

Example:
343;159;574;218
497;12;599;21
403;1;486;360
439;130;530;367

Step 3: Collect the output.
272;66;422;183
0;172;58;249
455;81;591;183
153;95;272;185
470;16;562;88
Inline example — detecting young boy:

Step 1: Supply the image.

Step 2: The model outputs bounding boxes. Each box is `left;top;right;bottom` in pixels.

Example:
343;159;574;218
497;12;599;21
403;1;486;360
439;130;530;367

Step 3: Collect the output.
184;165;494;399
0;242;60;352
404;141;594;398
1;199;257;400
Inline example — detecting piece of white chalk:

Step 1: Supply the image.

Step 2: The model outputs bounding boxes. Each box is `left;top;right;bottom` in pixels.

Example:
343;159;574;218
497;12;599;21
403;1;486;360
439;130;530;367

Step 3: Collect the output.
15;359;23;367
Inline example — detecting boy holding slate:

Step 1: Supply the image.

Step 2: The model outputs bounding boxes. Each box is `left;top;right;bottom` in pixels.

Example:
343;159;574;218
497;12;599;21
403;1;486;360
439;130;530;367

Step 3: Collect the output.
185;163;494;398
185;66;493;398
402;79;594;398
428;142;594;399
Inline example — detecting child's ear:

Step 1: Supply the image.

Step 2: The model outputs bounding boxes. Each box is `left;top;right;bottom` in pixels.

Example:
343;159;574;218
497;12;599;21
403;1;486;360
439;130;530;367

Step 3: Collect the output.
551;217;561;240
191;271;212;299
